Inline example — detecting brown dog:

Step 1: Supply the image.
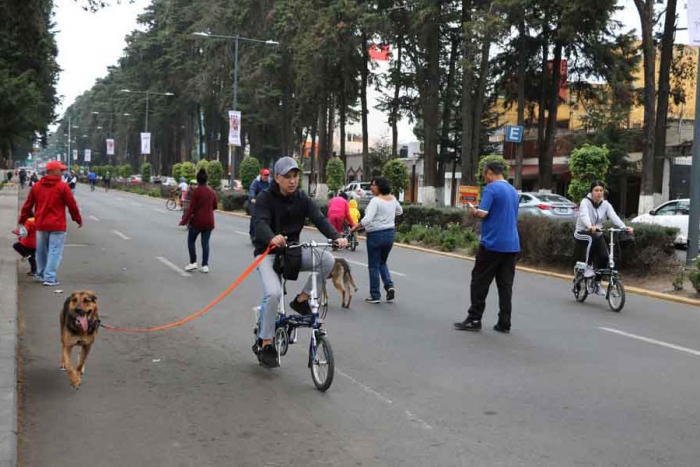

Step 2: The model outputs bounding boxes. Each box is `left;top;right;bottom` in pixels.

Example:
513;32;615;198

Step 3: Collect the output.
328;258;358;308
60;291;100;388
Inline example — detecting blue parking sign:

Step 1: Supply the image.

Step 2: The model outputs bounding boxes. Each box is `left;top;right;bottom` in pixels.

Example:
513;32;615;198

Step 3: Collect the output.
506;125;523;143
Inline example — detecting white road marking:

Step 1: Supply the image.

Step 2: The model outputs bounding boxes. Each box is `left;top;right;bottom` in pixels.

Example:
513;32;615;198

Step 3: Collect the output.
151;208;165;213
234;231;249;236
336;370;432;430
111;230;130;240
64;244;89;248
131;202;142;207
89;215;100;222
156;256;192;277
344;259;407;277
115;197;125;201
599;327;700;357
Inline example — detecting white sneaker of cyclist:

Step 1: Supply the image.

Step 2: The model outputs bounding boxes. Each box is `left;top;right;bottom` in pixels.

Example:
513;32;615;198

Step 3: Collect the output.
595;282;605;296
584;265;596;278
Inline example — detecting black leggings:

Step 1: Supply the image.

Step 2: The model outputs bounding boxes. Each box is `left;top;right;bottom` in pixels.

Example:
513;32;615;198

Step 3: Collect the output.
574;230;609;270
13;242;37;273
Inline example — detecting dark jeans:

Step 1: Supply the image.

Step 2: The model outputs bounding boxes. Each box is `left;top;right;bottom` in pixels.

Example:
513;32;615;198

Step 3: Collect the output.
467;245;517;328
248;203;256;239
366;229;395;299
573;230;609;270
188;228;212;266
13;242;37;274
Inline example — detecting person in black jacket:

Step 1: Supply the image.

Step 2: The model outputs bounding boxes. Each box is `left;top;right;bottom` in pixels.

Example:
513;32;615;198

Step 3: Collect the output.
253;157;348;368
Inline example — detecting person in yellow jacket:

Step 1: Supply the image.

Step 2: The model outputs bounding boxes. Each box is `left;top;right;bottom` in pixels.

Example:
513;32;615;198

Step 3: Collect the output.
348;198;361;226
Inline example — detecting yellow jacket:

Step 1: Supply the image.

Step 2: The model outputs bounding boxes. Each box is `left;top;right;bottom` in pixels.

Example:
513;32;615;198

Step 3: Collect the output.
348;199;361;225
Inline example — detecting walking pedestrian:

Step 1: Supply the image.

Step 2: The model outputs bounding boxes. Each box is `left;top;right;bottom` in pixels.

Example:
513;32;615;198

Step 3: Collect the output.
88;169;97;191
29;172;38;187
327;192;355;234
18;161;82;286
180;169;218;273
350;177;402;304
454;160;519;333
248;168;270;241
103;169;111;191
19;169;27;189
12;211;37;276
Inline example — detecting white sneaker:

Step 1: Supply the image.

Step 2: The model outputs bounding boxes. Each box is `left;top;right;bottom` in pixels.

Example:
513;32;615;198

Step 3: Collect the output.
595;283;605;296
200;266;209;273
583;265;596;278
184;263;198;271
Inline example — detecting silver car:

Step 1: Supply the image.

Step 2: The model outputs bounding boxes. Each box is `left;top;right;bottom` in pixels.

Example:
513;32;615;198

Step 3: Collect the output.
518;192;578;221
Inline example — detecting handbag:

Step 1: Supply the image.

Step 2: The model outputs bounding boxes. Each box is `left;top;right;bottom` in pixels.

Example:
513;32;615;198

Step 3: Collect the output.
272;243;303;280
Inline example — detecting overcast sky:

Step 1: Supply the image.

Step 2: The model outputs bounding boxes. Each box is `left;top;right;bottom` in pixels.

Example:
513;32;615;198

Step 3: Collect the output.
52;0;690;136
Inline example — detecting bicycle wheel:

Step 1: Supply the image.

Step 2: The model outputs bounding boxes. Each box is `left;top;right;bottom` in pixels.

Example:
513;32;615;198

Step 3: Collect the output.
166;199;177;211
607;278;625;312
350;233;357;252
319;283;329;319
309;333;334;391
573;272;588;303
275;326;289;356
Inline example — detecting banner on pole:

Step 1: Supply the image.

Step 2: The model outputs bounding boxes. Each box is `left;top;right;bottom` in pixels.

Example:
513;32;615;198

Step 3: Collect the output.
73;149;78;161
84;149;91;162
141;132;151;155
106;139;115;156
690;0;700;46
228;111;241;147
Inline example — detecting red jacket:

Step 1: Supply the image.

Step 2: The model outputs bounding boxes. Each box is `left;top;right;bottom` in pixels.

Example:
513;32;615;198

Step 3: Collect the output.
181;186;217;231
19;175;82;231
327;196;355;226
13;218;37;249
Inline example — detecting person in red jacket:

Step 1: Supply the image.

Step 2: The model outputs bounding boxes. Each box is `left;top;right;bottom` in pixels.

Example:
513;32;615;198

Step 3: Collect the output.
18;161;82;286
179;168;218;273
327;192;356;234
13;213;37;276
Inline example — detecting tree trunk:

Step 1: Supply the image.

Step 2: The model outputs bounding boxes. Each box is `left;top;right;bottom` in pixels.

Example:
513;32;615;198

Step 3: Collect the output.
438;33;459;190
471;29;492;180
653;0;678;199
542;40;562;191
391;39;403;157
361;32;370;180
422;1;441;205
514;19;526;191
340;82;347;170
634;0;657;212
318;97;328;183
460;0;475;185
536;24;549;190
327;94;335;159
310;122;317;194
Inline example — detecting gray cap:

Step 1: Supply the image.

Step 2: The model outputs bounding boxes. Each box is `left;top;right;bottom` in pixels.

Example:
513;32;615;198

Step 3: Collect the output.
274;156;300;176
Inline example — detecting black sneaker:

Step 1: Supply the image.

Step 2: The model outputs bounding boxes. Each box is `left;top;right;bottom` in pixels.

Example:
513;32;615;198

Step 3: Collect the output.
454;319;481;331
493;323;510;334
259;344;279;368
365;297;380;304
385;287;395;301
289;295;311;316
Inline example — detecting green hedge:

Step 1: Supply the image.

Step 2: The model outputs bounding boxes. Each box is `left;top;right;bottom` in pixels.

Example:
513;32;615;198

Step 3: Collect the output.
221;192;247;211
397;205;469;228
396;223;479;252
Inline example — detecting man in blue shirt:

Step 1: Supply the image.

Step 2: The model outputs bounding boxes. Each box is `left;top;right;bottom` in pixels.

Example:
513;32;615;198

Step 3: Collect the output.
454;160;520;333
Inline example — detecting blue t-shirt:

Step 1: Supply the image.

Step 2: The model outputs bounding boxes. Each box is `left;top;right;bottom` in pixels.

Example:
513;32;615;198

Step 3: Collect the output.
478;180;520;253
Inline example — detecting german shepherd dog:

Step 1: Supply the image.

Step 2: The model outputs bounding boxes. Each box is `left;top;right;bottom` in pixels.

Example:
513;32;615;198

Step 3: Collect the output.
328;258;358;308
60;291;100;388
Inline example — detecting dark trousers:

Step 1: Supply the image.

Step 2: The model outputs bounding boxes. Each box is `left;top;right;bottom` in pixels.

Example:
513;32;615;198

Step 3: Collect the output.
467;245;517;327
248;203;256;239
13;242;37;274
188;228;212;266
573;230;609;270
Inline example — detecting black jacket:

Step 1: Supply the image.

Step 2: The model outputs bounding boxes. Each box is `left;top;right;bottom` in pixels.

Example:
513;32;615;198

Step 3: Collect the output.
253;182;339;256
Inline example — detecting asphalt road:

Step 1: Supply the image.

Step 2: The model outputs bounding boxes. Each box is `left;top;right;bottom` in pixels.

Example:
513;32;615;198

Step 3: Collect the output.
18;185;700;467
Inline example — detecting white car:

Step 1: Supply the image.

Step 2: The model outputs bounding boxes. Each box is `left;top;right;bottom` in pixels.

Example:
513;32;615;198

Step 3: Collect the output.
162;177;177;187
342;182;373;201
631;198;690;247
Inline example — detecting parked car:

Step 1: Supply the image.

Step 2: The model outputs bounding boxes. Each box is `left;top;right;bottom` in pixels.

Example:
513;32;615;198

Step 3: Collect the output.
129;174;143;184
342;182;373;201
162;177;177;187
518;192;578;221
631;198;690;247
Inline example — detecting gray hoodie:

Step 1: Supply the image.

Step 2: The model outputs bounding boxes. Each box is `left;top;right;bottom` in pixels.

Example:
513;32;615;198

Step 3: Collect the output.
575;194;626;232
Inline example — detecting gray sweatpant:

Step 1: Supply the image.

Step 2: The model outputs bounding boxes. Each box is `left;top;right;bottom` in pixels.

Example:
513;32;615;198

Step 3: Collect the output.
256;248;335;340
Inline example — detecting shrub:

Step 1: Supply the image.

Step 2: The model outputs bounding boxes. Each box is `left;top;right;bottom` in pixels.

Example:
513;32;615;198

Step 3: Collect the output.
398;205;468;228
240;156;261;190
477;155;510;188
207;160;224;190
141;162;152;183
181;161;196;182
196;159;210;176
94;166;104;177
568;144;610;203
119;164;133;178
382;158;409;195
103;165;114;179
221;191;248;211
689;261;700;294
394;223;478;253
172;163;183;181
148;189;161;198
326;157;345;193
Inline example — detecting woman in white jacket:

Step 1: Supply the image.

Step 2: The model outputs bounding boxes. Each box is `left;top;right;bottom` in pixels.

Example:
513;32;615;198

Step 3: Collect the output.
574;181;633;287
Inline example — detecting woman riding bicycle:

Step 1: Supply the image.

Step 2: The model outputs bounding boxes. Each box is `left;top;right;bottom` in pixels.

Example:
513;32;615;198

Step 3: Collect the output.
574;181;633;293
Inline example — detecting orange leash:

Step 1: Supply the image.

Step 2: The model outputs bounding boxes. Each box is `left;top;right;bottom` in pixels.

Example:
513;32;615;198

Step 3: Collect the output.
101;246;273;333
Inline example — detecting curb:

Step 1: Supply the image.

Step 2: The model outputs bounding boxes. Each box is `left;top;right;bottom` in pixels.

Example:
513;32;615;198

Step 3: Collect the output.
0;185;18;467
108;189;700;309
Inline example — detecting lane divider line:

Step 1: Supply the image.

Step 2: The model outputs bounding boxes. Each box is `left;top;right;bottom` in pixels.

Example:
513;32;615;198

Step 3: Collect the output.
344;259;407;277
89;215;100;222
599;327;700;357
234;231;249;236
156;256;192;278
111;230;130;240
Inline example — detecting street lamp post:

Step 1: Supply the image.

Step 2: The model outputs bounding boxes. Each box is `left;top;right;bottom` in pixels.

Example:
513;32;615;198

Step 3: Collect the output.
91;111;131;164
193;32;279;185
120;89;174;165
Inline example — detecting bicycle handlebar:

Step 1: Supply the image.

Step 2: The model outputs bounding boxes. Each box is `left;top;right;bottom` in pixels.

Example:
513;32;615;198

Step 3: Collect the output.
286;239;341;250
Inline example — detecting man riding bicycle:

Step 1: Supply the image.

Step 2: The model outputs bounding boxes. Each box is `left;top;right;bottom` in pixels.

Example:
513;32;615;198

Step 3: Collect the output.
574;181;633;295
253;157;348;368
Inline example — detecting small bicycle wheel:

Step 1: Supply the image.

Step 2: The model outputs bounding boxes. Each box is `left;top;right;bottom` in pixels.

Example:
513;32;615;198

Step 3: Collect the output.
319;283;329;319
607;278;625;312
309;333;334;391
166;199;177;211
350;234;357;252
275;326;289;356
573;272;588;303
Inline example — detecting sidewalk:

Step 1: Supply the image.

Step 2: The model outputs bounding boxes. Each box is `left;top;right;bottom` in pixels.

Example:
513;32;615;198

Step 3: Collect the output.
0;184;18;467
